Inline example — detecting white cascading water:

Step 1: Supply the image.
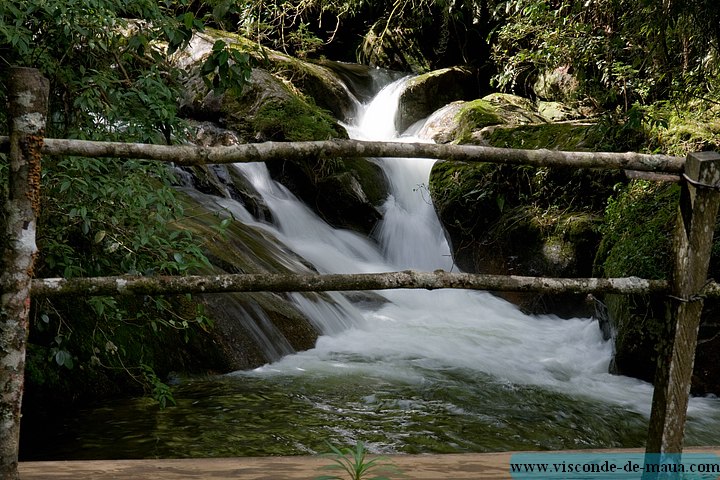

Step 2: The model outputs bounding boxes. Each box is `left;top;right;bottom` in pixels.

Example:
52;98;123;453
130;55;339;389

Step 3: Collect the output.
35;75;720;461
229;76;720;442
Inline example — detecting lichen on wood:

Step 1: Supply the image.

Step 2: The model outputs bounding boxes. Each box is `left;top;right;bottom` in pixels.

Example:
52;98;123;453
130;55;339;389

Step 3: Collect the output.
30;270;673;297
0;137;687;174
0;67;49;480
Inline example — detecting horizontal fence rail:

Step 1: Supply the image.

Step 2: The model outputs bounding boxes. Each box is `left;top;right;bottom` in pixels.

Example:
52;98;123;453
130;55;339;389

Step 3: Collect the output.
1;67;719;479
0;136;685;172
29;271;684;297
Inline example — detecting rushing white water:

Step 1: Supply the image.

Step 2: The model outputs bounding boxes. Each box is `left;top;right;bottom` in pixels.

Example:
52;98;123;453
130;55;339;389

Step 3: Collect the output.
28;75;720;461
226;76;720;446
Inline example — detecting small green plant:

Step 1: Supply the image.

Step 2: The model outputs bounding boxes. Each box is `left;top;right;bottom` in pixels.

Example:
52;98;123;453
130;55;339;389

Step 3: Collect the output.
316;441;402;480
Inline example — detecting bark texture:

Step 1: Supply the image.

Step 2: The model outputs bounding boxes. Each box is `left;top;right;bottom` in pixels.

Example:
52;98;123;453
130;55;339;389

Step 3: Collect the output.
0;68;49;480
646;152;720;455
30;271;673;297
0;137;685;173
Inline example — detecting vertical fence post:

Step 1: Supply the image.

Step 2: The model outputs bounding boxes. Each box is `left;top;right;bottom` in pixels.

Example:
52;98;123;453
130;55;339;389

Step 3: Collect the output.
645;152;720;458
0;67;48;479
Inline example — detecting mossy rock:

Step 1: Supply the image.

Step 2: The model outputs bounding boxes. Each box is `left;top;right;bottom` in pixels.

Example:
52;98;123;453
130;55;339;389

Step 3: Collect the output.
418;100;502;144
429;120;623;316
256;51;358;122
249;93;347;142
417;94;582;145
179;30;358;122
396;66;478;133
429;160;504;264
593;181;679;280
483;122;595;151
481;93;546;124
429;159;603;315
592;180;720;394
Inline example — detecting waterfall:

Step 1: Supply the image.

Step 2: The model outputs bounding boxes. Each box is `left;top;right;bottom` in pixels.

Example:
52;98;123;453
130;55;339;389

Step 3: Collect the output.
32;74;720;460
233;75;720;428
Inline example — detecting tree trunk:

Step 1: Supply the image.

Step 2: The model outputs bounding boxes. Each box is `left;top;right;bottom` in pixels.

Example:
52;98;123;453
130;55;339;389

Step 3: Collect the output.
0;68;49;480
0;137;685;173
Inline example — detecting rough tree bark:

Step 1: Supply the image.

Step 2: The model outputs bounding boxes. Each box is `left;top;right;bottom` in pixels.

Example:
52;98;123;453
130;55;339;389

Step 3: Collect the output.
0;137;685;173
29;271;673;297
646;152;720;459
0;68;49;480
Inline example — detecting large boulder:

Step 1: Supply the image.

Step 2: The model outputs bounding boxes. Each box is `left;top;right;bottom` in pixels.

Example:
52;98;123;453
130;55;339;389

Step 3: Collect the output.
429;157;608;316
416;93;573;144
178;30;358;121
429;117;622;316
396;67;479;133
266;156;388;235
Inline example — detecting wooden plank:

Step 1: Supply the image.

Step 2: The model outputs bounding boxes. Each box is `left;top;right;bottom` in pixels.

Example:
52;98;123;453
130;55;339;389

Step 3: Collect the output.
18;454;507;480
17;449;720;480
646;152;720;455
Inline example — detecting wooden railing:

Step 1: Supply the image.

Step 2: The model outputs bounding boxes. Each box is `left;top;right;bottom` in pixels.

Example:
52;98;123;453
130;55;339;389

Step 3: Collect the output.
2;66;719;479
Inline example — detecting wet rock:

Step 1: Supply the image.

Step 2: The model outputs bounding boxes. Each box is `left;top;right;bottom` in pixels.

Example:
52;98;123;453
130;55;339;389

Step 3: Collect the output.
175;189;321;370
181;122;273;222
266;157;388;235
429;118;620;317
396;67;478;133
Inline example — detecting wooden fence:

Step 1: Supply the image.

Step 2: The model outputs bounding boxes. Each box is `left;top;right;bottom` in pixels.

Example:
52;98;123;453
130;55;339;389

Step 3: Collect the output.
2;66;719;479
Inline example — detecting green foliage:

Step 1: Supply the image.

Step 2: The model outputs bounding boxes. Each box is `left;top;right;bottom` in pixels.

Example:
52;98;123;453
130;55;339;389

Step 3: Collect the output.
39;157;209;278
584;104;663;153
201;39;252;96
29;154;215;404
317;441;403;480
142;364;176;408
0;0;250;138
0;0;247;405
594;181;679;279
491;0;720;107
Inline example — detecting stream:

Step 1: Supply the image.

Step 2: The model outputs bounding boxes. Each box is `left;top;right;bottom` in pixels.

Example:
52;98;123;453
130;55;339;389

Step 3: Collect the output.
23;74;720;460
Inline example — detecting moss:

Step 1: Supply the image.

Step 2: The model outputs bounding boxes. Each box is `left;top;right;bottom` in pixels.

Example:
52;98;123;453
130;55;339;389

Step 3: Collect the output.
252;95;346;142
485;123;593;151
594;181;679;279
452;99;502;143
642;102;720;156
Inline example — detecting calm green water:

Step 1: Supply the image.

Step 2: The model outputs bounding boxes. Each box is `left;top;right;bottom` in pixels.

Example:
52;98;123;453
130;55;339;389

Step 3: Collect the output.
19;369;691;461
